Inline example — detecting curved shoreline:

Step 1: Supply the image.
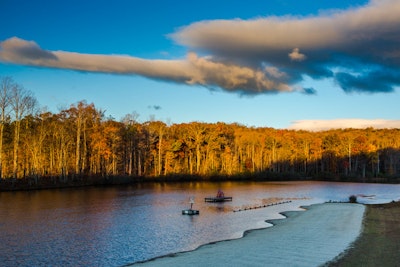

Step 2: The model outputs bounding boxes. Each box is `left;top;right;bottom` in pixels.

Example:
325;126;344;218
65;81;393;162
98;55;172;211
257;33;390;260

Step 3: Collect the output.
326;201;400;266
132;203;365;266
131;206;301;265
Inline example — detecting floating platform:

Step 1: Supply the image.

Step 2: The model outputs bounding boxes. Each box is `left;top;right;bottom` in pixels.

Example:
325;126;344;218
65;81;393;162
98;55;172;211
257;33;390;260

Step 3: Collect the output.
204;197;233;202
182;209;199;215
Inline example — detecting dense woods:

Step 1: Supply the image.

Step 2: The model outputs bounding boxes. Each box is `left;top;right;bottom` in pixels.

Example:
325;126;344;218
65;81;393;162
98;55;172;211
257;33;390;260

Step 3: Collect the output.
1;77;400;189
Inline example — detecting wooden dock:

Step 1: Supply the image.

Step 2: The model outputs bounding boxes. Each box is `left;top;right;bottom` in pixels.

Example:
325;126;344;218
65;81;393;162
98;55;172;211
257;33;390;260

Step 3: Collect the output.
204;196;233;202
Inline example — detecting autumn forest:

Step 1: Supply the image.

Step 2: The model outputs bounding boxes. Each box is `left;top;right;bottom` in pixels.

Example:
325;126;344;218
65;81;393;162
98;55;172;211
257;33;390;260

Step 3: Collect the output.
1;77;400;190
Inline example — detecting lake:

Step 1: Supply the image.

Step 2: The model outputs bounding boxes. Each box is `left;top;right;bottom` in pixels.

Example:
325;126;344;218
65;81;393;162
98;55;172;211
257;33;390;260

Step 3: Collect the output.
0;181;399;266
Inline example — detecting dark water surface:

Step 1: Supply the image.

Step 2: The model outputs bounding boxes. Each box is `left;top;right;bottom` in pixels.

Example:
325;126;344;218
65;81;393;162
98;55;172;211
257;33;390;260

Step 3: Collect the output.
0;181;399;266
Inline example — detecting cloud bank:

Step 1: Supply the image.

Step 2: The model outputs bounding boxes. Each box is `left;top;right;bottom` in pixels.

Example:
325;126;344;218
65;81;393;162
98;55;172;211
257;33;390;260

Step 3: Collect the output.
288;119;400;131
1;0;400;94
0;38;291;94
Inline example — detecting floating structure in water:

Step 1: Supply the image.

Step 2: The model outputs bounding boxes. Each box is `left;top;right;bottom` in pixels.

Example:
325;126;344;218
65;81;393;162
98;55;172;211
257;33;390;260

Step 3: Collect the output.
205;189;232;202
182;197;199;215
204;196;233;202
182;209;199;215
233;200;292;212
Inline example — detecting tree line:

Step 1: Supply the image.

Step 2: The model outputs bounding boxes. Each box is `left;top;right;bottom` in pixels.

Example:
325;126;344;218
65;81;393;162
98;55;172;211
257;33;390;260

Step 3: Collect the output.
1;77;400;187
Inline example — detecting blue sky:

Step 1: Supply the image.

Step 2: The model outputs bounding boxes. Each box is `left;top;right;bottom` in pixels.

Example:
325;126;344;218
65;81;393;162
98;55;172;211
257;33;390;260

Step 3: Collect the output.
1;0;400;130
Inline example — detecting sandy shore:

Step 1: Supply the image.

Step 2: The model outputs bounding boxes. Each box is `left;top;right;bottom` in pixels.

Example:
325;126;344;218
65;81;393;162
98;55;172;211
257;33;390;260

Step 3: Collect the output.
134;203;365;267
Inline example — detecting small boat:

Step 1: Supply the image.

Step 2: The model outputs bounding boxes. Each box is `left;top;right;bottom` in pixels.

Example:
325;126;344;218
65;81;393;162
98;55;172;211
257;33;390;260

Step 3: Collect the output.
204;189;232;202
182;197;199;215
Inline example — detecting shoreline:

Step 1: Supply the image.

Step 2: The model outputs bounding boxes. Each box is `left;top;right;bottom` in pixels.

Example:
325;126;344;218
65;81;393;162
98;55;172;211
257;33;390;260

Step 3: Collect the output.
132;206;304;265
1;176;399;192
326;201;400;266
133;203;365;266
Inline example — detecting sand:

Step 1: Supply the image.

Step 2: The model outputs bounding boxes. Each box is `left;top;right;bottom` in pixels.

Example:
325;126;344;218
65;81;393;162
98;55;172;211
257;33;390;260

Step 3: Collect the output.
134;203;365;267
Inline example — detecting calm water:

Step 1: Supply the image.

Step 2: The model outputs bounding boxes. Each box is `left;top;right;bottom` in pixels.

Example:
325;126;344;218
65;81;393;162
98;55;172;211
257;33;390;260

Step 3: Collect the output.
0;181;399;266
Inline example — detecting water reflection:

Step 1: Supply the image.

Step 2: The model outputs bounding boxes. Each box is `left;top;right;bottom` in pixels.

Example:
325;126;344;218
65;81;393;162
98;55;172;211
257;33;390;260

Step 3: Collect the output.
0;181;399;266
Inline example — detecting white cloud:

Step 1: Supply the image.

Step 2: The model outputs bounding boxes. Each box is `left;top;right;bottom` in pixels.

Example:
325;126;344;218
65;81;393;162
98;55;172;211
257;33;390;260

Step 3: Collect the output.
289;48;306;61
171;0;400;93
288;119;400;131
0;37;294;94
172;0;400;56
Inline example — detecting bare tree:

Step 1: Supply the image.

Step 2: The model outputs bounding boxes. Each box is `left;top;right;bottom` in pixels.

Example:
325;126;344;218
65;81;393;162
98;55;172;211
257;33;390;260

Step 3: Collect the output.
121;112;140;175
0;77;13;178
10;83;37;178
152;121;166;176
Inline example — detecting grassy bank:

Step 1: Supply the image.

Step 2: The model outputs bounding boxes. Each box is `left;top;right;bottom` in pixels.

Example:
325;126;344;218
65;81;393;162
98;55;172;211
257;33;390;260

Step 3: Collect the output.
327;201;400;266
